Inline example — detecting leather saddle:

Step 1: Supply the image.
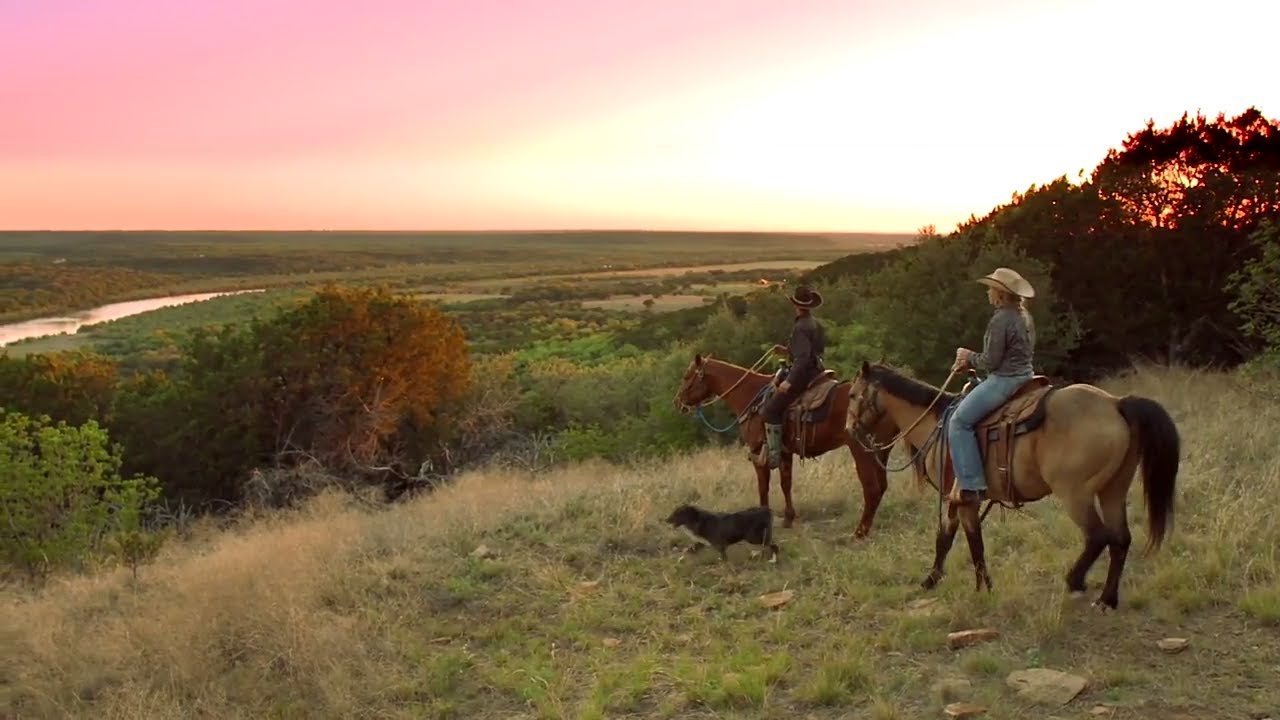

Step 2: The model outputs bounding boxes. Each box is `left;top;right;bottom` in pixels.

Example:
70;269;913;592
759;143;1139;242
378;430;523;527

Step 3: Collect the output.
947;374;1056;505
794;369;839;412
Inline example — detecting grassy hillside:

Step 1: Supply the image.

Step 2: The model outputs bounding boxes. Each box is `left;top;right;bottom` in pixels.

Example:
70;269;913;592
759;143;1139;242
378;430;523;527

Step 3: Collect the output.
3;365;1277;719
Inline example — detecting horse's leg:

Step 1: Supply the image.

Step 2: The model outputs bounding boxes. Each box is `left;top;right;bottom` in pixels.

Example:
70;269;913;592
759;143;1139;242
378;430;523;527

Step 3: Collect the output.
780;453;797;528
958;502;993;592
922;503;961;590
849;443;888;539
755;462;771;511
1094;466;1138;611
1062;491;1110;597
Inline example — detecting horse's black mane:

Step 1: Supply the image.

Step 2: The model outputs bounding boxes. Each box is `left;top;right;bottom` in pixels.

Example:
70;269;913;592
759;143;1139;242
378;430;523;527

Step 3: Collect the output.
865;363;958;408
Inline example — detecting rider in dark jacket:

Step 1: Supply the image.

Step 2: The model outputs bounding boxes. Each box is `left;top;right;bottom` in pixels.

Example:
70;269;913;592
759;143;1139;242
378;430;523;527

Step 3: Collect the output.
761;285;826;468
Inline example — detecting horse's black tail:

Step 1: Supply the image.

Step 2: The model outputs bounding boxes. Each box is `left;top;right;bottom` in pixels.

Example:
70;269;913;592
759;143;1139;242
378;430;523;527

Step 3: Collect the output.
1117;396;1181;555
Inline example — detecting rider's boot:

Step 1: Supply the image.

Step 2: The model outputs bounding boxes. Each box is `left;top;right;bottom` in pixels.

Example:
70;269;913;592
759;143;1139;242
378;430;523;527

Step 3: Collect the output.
764;423;783;469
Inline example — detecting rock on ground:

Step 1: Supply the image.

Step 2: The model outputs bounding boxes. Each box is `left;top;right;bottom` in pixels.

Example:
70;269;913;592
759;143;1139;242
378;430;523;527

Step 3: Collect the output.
1005;668;1088;705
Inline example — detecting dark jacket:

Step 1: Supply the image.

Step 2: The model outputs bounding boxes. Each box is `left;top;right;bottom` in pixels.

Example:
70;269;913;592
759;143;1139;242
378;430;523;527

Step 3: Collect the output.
784;314;826;387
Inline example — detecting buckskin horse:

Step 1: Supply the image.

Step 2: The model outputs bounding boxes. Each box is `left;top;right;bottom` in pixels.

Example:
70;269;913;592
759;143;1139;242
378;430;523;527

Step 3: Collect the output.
844;360;1180;610
673;352;919;537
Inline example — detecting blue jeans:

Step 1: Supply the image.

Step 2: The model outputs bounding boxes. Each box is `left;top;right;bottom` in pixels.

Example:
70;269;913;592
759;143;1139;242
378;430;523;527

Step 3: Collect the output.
948;373;1033;492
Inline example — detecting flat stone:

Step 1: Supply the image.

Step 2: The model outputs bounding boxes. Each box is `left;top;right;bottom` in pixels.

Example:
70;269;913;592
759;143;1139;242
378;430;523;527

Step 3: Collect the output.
1090;705;1114;716
1006;668;1088;705
759;589;794;609
944;702;986;718
602;637;621;648
1157;637;1189;653
947;628;1000;649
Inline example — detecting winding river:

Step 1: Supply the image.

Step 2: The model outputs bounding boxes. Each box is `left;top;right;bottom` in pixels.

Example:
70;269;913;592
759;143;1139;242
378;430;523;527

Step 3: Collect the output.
0;289;264;348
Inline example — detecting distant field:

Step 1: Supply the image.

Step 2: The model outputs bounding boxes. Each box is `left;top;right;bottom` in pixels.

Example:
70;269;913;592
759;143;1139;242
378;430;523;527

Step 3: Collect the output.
0;230;912;324
449;259;823;291
549;259;826;279
581;294;712;311
0;231;911;359
414;292;509;304
0;230;909;274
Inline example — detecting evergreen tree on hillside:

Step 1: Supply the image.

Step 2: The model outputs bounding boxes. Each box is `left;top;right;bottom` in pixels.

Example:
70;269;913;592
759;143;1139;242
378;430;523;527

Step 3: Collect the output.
1088;107;1280;366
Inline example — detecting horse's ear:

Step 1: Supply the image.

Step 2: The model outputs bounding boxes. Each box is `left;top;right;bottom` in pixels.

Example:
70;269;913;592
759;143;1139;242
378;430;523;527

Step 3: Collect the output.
694;353;703;365
860;360;871;375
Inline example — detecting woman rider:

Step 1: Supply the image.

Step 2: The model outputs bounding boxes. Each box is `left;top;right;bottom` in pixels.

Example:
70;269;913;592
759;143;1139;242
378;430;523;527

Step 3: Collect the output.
949;267;1037;505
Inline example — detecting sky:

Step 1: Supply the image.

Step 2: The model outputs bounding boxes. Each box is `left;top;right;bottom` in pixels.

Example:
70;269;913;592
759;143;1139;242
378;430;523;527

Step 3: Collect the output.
1;0;1276;233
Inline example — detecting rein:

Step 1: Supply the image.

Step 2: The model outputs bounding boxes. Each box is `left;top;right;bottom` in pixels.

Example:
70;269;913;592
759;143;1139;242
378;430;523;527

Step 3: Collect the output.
850;367;1010;524
851;414;947;488
694;382;773;434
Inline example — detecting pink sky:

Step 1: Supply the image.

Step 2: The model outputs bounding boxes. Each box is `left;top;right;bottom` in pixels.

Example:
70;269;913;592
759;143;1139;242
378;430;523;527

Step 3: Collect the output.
2;0;1276;232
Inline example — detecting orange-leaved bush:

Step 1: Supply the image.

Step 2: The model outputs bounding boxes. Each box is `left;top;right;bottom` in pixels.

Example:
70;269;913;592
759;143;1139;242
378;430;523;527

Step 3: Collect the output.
257;284;473;471
131;284;473;509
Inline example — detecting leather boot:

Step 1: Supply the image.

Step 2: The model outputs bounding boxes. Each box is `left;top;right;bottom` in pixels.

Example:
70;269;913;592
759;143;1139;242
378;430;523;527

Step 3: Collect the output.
764;423;783;469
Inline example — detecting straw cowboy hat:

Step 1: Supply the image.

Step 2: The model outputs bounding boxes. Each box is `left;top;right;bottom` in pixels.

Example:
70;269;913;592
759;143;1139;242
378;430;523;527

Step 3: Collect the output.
787;285;823;309
976;267;1035;299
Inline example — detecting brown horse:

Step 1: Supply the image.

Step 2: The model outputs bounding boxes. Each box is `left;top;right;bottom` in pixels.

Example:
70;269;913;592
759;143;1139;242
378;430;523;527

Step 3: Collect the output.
673;352;917;537
844;361;1180;610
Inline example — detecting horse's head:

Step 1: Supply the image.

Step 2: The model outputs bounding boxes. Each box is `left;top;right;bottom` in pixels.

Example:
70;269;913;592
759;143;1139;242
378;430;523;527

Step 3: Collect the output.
845;360;885;441
673;353;717;413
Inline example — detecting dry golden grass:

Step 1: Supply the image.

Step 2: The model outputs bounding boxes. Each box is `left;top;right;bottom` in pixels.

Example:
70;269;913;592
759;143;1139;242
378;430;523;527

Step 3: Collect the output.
2;365;1278;719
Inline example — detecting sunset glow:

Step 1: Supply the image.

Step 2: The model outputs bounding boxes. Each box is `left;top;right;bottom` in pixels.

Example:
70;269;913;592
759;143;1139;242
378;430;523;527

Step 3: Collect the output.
2;0;1277;233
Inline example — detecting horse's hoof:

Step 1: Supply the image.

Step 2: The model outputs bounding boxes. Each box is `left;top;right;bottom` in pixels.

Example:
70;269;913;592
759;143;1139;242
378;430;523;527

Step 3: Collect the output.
782;518;794;529
1091;599;1114;613
921;574;940;591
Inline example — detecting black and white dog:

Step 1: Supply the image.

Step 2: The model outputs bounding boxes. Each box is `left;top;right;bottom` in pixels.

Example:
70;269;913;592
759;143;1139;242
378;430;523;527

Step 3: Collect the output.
665;503;780;563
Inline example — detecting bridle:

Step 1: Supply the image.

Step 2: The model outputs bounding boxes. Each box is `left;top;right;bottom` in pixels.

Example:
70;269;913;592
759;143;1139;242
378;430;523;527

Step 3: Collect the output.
846;377;886;450
847;366;963;454
672;349;779;415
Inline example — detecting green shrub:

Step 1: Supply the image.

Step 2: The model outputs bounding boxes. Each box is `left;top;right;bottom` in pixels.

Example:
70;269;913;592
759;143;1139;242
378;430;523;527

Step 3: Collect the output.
1228;219;1280;364
0;409;163;581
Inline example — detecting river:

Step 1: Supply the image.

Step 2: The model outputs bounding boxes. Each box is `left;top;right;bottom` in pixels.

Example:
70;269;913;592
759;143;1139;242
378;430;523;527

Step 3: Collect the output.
0;289;265;348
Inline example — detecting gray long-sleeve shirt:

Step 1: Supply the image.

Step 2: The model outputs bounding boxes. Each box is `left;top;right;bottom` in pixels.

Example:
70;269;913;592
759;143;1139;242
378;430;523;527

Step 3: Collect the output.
970;306;1036;377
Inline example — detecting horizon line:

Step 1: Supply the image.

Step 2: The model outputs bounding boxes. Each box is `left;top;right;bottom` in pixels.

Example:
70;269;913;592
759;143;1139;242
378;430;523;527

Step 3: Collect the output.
0;227;922;236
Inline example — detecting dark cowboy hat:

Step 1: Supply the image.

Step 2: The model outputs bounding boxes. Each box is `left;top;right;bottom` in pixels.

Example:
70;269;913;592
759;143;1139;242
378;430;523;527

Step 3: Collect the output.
787;285;823;309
